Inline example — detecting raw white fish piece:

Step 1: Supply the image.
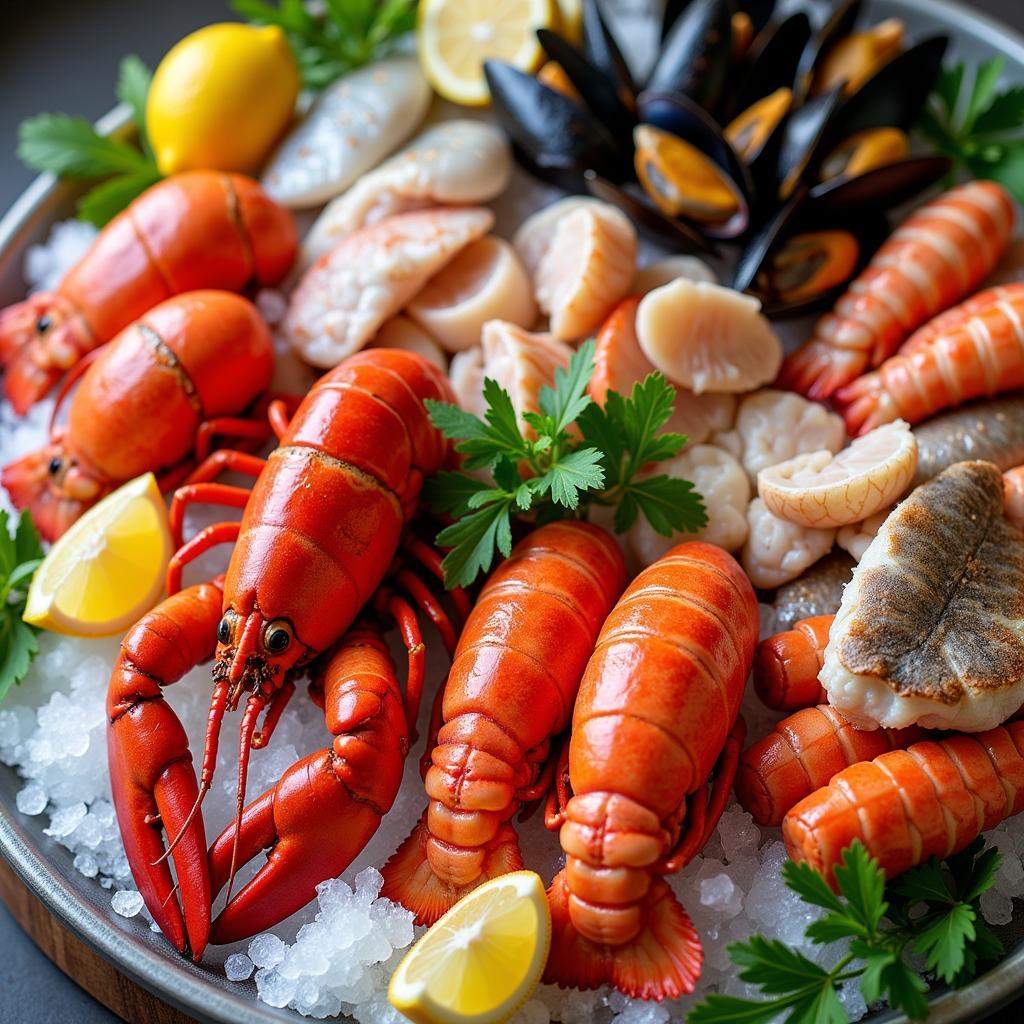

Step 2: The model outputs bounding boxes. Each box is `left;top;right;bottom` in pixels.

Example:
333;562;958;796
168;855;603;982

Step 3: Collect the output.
632;255;717;292
283;207;493;367
261;57;430;208
407;236;536;352
742;498;836;589
370;315;446;369
302;120;512;265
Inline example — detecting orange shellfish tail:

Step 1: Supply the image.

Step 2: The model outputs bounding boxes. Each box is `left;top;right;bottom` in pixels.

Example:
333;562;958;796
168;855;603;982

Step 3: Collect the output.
778;181;1015;400
382;521;626;925
545;541;759;1000
834;285;1024;435
753;614;833;711
783;721;1024;885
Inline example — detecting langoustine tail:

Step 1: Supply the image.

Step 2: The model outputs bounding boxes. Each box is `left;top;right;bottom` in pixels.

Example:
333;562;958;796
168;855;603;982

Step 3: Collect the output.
775;338;868;400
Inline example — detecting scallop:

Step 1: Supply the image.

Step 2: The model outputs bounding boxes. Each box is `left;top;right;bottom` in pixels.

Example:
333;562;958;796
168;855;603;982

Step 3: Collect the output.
632;255;717;293
283;207;493;367
742;497;836;589
636;279;783;393
758;420;917;528
261;57;430;208
302;120;512;265
370;316;447;369
406;236;536;353
822;460;1024;732
628;445;750;565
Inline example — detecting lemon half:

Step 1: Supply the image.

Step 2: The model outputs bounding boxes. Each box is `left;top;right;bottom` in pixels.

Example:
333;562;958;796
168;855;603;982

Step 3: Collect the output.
388;871;551;1024
23;473;172;637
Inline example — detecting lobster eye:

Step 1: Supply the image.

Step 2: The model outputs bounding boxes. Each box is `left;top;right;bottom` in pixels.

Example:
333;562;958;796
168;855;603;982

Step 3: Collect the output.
36;314;52;333
48;456;63;477
264;619;293;654
217;616;232;645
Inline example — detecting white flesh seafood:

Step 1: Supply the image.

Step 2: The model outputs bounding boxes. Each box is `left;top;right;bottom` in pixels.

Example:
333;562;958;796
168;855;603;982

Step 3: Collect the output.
261;58;430;208
628;445;750;566
759;421;917;528
302;120;512;265
837;509;889;561
449;346;486;420
513;198;636;340
636;279;783;393
632;255;717;292
283;207;493;367
712;389;847;485
406;236;536;352
370;315;447;369
823;461;1024;732
742;497;836;589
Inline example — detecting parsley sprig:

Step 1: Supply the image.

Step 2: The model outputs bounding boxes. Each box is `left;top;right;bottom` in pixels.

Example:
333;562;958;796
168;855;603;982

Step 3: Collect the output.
689;839;1004;1024
919;57;1024;203
0;511;45;703
18;56;161;227
232;0;418;89
425;340;706;588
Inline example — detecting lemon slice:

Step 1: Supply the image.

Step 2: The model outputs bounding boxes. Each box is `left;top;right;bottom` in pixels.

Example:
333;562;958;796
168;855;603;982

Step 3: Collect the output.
758;420;918;529
418;0;554;106
388;870;551;1024
23;473;172;637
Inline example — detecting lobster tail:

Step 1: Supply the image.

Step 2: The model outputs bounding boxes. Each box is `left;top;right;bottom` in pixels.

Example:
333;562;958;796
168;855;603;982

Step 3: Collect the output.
545;869;702;1000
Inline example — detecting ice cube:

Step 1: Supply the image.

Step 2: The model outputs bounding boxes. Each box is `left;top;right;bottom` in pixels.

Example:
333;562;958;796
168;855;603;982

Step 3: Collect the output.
249;932;287;969
225;953;255;982
111;890;145;918
15;780;47;816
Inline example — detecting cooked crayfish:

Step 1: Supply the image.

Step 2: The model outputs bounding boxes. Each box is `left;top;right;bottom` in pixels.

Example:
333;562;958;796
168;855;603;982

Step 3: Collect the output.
545;541;759;1000
107;349;460;957
754;614;833;711
0;172;295;413
3;291;274;541
381;521;626;924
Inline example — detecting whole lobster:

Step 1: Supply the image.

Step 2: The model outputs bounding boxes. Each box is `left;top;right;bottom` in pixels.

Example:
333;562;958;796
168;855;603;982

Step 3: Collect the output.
0;171;295;413
544;541;759;1000
3;290;274;541
107;349;461;958
381;520;626;925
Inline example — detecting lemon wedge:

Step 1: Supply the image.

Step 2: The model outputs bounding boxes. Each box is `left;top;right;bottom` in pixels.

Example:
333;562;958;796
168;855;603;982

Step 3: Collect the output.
388;871;551;1024
418;0;554;106
23;473;172;637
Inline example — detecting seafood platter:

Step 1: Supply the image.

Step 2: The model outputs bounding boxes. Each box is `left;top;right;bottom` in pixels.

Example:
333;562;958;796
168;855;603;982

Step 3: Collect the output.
4;0;1024;1022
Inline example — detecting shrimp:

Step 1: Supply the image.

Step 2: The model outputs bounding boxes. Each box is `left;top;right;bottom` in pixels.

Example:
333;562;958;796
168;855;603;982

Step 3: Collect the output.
898;283;1024;356
834;285;1024;434
778;181;1016;399
283;207;493;367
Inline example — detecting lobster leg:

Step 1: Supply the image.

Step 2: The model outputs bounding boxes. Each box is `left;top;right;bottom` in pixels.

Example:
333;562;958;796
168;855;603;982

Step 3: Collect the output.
167;522;242;595
184;449;268;486
207;624;412;944
169;483;251;548
107;580;224;960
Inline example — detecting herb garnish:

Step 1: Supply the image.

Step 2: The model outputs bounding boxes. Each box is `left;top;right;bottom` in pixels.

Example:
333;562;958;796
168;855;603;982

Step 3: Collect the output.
232;0;418;89
919;57;1024;203
689;839;1004;1024
0;511;44;702
425;340;706;589
18;56;160;227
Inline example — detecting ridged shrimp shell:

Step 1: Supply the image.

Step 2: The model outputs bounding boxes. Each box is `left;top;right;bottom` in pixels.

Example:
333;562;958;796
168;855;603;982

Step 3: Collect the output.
628;445;750;566
742;498;836;589
513;198;636;341
283;207;493;367
758;421;917;529
302;120;512;265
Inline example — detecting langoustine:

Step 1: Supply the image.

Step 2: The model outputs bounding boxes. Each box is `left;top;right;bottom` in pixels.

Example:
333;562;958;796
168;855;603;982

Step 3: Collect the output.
777;181;1015;399
3;291;274;541
834;284;1024;434
0;172;296;413
381;521;626;924
108;349;460;957
544;542;759;1000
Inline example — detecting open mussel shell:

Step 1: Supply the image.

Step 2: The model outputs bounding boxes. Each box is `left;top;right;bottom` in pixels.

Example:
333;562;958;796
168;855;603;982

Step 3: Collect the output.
810;154;953;210
536;28;636;142
484;60;627;188
582;0;636;99
794;0;863;102
772;86;842;205
728;12;811;122
647;0;733;113
584;170;720;255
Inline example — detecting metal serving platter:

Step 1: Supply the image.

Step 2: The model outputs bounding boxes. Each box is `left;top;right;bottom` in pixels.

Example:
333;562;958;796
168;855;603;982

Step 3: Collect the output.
1;2;1024;1022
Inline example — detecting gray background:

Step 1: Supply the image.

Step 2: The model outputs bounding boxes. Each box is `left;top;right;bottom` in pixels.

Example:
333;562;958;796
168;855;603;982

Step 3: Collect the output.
1;0;1023;1021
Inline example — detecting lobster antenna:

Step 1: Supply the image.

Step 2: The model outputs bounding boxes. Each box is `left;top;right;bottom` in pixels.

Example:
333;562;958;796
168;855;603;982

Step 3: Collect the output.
225;694;264;904
154;678;231;867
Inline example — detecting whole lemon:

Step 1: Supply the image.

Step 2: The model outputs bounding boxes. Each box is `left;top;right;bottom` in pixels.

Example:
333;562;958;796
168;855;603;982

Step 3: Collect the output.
147;23;300;175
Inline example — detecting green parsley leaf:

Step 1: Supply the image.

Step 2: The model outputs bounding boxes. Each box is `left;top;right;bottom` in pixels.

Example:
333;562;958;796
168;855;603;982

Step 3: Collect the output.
934;61;965;119
116;55;153;155
687;992;796;1024
530;448;605;509
538;340;595;435
0;511;44;702
731;936;832;994
620;474;706;536
913;903;976;984
973;84;1024;135
879;957;930;1020
424;471;493;519
783;860;847;914
435;499;514;590
966;57;1006;128
77;169;162;228
785;984;846;1024
833;841;886;935
18;113;153;179
890;860;952;905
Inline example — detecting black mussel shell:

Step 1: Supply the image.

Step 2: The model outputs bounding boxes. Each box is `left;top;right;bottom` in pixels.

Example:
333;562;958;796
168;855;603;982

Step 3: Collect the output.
582;0;636;99
742;0;777;37
729;13;812;120
537;28;636;142
485;61;627;187
794;0;863;102
810;155;953;210
733;189;806;296
584;171;720;256
773;86;842;203
647;0;733;112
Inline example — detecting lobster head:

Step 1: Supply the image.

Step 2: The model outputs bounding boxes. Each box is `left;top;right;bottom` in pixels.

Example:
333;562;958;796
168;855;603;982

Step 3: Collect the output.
1;431;104;541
